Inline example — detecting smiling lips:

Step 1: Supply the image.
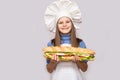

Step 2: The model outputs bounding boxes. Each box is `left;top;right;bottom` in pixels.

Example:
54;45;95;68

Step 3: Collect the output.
61;27;69;30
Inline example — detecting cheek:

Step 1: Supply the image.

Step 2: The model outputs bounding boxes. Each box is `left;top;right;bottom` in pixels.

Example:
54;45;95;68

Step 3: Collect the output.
58;25;62;30
69;24;72;29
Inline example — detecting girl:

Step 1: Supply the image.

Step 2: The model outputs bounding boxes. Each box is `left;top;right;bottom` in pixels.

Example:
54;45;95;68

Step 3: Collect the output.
44;0;88;80
46;16;88;80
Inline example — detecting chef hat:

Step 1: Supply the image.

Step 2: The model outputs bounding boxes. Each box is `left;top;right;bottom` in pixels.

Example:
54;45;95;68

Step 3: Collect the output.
44;0;82;32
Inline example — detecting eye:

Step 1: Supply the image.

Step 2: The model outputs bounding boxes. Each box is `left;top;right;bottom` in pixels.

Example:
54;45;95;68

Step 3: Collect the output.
66;20;70;23
58;21;63;24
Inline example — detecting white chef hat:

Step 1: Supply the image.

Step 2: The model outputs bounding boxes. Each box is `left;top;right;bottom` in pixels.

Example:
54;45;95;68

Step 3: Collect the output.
44;0;82;32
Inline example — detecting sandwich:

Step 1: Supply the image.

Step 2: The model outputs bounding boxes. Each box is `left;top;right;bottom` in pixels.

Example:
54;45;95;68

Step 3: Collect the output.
43;46;95;61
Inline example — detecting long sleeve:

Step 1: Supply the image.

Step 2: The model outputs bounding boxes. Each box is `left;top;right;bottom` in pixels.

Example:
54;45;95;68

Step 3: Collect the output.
47;41;54;47
76;40;88;72
46;41;53;64
79;40;86;48
46;41;58;73
79;41;88;62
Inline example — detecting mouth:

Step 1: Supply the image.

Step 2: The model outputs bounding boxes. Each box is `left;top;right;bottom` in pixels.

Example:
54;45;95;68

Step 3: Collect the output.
61;27;69;30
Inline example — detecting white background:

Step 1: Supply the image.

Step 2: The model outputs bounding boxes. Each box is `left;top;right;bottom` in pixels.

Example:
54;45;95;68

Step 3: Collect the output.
0;0;120;80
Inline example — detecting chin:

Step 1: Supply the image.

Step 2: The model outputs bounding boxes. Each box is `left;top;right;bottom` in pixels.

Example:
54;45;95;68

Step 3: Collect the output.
61;31;70;34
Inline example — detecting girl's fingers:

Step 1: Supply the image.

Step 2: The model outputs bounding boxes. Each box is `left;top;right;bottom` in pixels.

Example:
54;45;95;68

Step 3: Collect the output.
71;56;75;62
56;55;60;62
51;54;55;60
53;54;56;60
52;54;59;62
74;55;79;61
54;54;57;60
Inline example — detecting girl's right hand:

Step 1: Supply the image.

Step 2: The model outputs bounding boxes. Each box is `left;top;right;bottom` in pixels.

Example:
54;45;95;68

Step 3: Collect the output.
51;54;60;62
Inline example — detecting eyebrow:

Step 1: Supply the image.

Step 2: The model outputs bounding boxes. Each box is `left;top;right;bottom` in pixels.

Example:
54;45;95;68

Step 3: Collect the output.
59;19;70;22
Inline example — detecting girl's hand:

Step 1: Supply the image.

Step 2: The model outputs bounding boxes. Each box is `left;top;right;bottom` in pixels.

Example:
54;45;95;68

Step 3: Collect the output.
51;54;60;62
72;55;80;62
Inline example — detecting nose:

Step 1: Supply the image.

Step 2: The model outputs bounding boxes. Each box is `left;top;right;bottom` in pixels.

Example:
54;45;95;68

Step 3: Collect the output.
63;22;67;27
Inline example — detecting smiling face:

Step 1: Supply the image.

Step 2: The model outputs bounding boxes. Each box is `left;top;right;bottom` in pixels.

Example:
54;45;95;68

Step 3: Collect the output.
57;17;72;34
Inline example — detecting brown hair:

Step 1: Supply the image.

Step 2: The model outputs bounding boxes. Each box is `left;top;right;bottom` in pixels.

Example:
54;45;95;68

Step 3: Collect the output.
52;20;82;47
